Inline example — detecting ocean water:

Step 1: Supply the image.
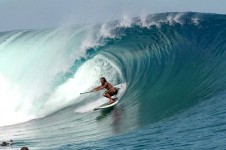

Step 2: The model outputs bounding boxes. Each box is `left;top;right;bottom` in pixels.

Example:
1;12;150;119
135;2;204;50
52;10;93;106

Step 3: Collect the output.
0;12;226;150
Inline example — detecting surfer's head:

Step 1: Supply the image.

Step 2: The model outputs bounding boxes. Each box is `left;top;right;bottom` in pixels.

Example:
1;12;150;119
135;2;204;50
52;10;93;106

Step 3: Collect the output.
21;147;29;150
100;77;107;85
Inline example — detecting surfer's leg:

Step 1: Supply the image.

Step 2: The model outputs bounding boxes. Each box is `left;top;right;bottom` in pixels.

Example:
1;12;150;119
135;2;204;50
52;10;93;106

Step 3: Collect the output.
104;92;115;104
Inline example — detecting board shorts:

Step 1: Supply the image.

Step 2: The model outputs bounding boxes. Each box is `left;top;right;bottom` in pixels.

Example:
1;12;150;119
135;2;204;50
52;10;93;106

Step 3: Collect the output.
105;88;118;96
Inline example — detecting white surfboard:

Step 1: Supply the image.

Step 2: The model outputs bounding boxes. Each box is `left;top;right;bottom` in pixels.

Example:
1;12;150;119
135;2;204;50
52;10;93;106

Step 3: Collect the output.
93;83;126;110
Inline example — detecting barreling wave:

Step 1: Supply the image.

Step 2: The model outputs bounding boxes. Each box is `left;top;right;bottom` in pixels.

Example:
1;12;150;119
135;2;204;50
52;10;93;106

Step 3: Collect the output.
0;12;226;128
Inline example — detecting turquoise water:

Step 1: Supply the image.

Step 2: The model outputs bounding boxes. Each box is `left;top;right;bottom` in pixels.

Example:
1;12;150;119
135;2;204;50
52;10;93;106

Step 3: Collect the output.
0;12;226;149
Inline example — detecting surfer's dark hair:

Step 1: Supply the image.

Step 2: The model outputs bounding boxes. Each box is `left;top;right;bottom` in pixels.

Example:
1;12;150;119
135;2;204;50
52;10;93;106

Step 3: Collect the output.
100;77;107;82
21;147;29;150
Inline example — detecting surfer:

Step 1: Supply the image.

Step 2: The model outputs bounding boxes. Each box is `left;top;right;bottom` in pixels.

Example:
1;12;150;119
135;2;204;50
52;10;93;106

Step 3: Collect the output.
92;77;118;104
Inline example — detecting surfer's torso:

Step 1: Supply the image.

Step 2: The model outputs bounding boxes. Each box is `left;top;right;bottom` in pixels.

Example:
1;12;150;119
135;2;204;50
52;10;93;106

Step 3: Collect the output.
104;82;116;92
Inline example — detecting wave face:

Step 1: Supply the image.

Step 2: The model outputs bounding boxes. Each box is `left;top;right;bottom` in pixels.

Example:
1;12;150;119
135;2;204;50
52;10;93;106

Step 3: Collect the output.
0;12;226;149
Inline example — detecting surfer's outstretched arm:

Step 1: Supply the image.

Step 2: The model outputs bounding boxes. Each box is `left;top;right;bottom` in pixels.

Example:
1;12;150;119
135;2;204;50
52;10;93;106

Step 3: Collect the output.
92;83;107;91
92;86;103;91
92;86;101;91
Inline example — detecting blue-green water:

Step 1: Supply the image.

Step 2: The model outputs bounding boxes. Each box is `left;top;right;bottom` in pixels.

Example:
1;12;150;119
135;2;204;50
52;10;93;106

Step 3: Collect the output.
0;12;226;150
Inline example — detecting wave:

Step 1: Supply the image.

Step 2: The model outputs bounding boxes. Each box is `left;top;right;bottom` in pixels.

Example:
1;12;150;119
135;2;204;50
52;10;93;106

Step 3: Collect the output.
0;12;226;127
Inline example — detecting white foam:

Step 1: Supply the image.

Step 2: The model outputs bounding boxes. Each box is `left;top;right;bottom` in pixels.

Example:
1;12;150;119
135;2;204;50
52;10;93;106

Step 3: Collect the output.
75;97;107;113
99;24;115;39
164;14;184;25
39;54;122;116
79;39;96;56
191;17;200;25
0;73;34;126
118;14;133;28
140;13;150;28
0;27;102;126
173;13;185;25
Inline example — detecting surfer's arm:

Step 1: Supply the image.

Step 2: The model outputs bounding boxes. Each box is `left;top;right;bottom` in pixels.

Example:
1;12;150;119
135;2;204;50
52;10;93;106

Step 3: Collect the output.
92;86;103;91
92;83;107;91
